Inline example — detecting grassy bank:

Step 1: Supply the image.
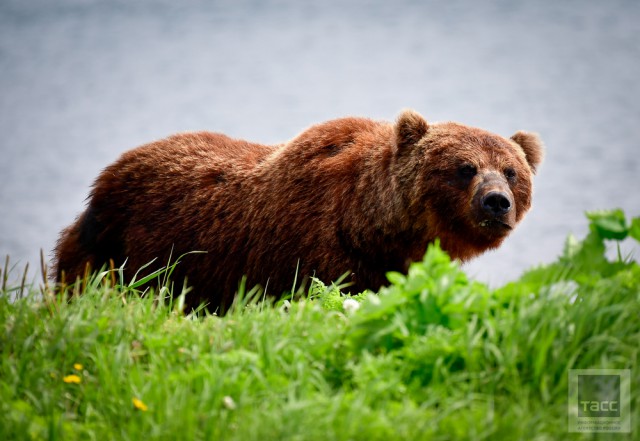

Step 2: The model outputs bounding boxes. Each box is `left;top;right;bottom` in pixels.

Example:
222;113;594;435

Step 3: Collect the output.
1;210;639;440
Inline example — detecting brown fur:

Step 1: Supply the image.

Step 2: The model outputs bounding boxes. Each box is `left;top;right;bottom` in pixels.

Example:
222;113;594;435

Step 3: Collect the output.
54;110;543;311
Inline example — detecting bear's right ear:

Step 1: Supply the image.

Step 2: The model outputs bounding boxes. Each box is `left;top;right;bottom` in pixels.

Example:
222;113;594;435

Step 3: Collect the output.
395;109;429;150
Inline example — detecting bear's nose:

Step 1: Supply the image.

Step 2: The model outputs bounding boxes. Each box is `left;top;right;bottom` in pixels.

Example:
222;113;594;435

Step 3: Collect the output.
481;191;512;217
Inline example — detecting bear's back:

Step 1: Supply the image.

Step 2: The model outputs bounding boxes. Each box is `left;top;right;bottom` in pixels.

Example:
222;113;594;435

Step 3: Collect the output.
134;131;274;177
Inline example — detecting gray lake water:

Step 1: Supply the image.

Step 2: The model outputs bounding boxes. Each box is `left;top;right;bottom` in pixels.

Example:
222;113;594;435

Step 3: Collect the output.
1;0;639;287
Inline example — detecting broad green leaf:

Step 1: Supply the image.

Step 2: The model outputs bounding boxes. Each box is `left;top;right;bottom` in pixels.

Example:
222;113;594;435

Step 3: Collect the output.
630;217;640;243
586;209;628;240
386;271;405;286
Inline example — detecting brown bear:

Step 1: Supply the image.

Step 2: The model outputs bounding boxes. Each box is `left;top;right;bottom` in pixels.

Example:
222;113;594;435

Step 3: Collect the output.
54;109;543;311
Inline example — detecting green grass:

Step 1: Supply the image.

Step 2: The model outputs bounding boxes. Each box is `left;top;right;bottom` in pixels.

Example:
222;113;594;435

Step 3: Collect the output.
1;209;639;440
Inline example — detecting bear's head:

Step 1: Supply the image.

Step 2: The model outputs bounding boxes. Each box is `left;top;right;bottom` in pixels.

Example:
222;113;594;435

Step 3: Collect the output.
394;109;544;261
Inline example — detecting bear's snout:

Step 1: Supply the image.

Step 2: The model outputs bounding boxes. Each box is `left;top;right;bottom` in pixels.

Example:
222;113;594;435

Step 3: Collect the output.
471;172;516;233
481;191;512;217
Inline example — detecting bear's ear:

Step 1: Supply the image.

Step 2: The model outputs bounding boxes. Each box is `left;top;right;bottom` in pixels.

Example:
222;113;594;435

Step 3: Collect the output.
395;109;429;150
511;131;544;174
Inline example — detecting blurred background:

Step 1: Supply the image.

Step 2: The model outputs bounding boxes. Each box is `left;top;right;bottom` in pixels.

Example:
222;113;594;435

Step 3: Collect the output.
1;0;639;286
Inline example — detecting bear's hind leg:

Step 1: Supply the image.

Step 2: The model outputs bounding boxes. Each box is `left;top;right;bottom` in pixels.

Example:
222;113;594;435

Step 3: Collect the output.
54;204;124;286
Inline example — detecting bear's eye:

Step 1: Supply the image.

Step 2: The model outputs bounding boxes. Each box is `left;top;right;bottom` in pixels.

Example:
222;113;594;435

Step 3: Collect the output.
458;164;477;180
504;168;517;181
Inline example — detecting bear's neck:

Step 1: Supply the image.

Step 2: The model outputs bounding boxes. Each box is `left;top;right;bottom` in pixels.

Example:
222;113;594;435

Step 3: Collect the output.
338;139;429;271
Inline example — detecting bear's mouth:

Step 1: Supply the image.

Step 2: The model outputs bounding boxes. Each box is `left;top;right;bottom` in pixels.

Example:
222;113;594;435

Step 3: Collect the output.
478;219;513;231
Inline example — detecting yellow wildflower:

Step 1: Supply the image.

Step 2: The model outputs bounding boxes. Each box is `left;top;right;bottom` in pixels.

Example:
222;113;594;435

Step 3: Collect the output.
132;397;148;412
63;374;81;384
73;363;83;371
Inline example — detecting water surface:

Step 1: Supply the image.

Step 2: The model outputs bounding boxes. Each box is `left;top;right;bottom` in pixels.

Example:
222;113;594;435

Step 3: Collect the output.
1;0;639;286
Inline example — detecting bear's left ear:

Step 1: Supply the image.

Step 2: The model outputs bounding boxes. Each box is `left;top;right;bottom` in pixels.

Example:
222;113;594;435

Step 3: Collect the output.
511;131;545;174
395;109;429;150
